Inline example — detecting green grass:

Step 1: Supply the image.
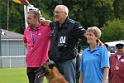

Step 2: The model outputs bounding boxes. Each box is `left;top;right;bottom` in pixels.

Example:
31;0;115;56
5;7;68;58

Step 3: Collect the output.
0;68;47;83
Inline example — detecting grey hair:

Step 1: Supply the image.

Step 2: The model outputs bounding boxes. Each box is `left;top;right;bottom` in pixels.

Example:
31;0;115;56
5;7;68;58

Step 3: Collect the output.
56;5;69;16
87;26;101;38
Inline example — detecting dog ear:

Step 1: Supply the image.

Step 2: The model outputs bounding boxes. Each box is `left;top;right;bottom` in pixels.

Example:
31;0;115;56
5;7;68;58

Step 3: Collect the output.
49;63;56;69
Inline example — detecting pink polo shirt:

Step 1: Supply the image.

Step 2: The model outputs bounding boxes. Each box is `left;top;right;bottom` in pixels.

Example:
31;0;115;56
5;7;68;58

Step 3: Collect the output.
23;23;51;67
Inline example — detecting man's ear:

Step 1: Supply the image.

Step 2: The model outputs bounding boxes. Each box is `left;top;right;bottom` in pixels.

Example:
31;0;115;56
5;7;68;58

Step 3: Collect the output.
49;63;56;69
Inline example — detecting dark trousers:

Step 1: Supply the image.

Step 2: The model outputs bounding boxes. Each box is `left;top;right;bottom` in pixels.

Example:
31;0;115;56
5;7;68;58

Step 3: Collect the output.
27;67;44;83
76;54;81;83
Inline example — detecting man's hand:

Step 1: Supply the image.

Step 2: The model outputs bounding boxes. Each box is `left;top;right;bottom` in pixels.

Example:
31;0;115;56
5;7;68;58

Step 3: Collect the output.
24;43;27;48
102;78;107;83
97;39;105;46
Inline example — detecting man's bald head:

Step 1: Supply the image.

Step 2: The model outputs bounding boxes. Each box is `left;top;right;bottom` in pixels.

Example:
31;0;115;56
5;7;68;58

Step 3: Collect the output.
55;5;69;16
53;5;69;24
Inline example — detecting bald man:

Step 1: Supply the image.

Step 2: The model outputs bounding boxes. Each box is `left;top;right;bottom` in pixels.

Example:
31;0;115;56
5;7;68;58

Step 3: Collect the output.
41;5;86;83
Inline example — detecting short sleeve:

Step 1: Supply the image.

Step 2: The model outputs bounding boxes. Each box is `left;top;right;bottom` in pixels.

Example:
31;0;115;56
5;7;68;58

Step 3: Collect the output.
23;30;27;43
100;47;110;68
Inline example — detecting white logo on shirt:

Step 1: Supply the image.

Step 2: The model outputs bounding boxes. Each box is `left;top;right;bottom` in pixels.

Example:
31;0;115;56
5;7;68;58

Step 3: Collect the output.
121;59;124;62
38;33;41;35
59;36;66;43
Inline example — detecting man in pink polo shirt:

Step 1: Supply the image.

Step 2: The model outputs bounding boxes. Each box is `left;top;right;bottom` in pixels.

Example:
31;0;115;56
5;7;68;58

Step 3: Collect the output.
23;10;51;83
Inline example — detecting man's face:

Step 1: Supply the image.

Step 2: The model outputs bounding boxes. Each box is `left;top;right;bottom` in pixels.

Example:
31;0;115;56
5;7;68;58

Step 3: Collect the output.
26;13;37;28
53;6;66;22
116;48;124;55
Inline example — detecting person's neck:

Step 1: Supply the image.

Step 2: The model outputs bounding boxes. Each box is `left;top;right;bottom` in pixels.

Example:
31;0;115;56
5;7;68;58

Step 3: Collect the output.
58;18;67;26
90;43;97;50
59;21;64;26
32;22;40;29
117;53;123;56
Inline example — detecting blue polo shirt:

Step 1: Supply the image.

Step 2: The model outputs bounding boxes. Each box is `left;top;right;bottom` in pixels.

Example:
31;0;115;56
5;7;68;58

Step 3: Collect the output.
79;46;109;83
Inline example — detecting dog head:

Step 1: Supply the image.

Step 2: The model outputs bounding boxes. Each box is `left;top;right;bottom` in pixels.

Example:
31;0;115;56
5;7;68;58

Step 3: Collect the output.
35;62;56;78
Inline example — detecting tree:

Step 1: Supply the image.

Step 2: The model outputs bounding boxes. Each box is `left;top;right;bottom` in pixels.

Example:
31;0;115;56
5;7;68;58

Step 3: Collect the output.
0;0;54;34
0;0;124;35
9;3;25;33
0;0;25;34
113;0;124;20
101;19;124;42
63;0;115;29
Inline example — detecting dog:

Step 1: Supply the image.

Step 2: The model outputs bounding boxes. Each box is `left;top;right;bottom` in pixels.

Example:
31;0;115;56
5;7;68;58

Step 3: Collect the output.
35;62;68;83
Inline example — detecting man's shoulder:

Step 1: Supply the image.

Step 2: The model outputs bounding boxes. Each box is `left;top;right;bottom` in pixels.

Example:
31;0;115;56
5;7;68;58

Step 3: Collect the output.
110;53;116;58
68;19;76;24
67;19;81;28
39;24;51;32
40;23;50;28
50;21;57;26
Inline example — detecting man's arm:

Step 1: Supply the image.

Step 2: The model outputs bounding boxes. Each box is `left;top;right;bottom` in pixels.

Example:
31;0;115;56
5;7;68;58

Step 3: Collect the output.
79;71;83;83
97;39;105;47
72;22;86;39
40;20;51;26
24;42;27;48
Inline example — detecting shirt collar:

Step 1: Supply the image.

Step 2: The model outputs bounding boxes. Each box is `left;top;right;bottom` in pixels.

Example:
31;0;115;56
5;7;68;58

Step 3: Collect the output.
29;23;42;31
56;16;70;28
87;45;99;52
115;52;124;57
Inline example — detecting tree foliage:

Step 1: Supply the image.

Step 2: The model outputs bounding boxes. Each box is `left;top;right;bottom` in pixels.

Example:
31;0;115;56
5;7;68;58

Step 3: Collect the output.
63;0;115;29
101;19;124;42
113;0;124;20
0;0;25;34
0;0;124;42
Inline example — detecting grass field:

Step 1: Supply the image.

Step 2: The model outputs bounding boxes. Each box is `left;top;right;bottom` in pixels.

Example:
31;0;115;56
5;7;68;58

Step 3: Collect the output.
0;68;47;83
